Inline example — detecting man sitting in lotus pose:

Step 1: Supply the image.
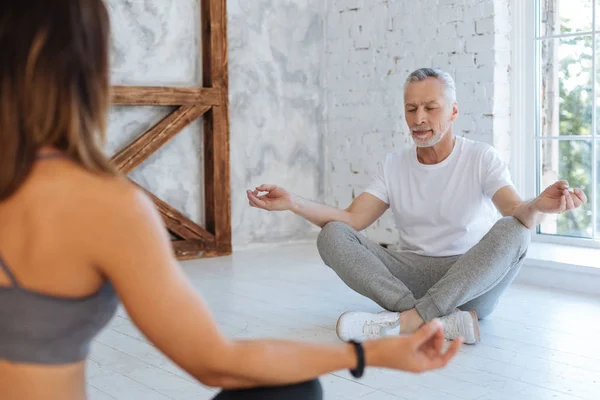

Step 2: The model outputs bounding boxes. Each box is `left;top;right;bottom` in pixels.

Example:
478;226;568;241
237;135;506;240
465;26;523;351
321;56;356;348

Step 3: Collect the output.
247;68;588;344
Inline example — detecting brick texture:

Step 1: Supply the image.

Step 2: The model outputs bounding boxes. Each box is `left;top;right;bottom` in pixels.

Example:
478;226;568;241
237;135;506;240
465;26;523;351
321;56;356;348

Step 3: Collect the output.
323;0;512;246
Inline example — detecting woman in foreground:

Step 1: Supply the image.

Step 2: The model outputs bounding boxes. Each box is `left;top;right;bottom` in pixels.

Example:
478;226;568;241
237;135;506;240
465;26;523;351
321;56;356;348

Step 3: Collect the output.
0;1;461;399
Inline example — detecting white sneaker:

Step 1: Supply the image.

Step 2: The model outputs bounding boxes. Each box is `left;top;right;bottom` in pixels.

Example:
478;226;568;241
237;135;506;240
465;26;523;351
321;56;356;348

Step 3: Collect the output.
336;311;401;341
439;309;480;344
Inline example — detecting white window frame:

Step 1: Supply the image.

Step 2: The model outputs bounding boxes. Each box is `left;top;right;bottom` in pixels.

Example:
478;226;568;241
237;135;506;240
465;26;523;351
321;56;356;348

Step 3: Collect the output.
512;0;599;249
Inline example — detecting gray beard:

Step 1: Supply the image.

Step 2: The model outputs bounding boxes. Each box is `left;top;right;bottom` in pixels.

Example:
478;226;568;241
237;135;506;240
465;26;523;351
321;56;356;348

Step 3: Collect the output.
413;130;445;148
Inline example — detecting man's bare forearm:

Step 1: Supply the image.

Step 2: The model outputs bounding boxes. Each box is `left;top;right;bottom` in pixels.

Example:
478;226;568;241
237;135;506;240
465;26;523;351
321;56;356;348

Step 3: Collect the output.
512;199;545;229
290;195;351;228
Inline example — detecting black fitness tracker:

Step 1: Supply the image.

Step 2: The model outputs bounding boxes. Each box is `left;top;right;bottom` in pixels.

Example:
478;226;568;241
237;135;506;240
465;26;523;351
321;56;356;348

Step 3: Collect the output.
348;340;365;378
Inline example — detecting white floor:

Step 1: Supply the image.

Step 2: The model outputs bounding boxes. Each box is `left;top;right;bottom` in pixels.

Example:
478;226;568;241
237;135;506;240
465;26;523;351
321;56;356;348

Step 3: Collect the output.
87;243;600;400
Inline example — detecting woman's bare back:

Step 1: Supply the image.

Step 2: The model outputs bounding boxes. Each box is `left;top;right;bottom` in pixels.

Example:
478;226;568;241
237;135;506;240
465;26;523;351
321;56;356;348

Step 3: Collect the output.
0;152;126;399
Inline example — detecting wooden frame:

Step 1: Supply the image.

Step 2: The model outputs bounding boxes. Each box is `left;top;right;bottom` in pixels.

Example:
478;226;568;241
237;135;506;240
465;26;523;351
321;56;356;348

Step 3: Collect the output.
109;0;231;260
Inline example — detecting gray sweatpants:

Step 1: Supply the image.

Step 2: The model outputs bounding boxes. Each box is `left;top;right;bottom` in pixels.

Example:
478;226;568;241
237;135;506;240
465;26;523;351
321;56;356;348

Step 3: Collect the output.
317;217;530;321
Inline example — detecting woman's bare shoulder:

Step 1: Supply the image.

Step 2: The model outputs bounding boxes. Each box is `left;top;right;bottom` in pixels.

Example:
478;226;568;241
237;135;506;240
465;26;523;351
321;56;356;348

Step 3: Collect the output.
0;161;158;272
26;160;152;226
70;168;152;221
58;165;171;273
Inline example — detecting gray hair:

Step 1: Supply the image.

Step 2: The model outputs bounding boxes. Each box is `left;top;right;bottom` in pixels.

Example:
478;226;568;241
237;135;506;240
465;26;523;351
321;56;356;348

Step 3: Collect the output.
404;68;457;102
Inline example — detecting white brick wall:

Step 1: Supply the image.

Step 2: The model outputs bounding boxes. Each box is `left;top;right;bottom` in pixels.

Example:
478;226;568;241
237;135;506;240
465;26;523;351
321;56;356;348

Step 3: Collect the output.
492;0;512;161
324;0;512;247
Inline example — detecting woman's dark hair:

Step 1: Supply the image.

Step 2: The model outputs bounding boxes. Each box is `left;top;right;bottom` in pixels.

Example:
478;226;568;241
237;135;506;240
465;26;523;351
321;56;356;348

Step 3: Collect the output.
0;0;117;200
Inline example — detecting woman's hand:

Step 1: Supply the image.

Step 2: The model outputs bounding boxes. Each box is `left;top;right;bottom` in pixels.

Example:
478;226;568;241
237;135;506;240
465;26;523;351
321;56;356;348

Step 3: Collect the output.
366;320;462;373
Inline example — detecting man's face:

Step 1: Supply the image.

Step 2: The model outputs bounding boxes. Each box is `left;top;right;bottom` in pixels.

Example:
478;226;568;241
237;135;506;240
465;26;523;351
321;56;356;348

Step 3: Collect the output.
404;78;458;148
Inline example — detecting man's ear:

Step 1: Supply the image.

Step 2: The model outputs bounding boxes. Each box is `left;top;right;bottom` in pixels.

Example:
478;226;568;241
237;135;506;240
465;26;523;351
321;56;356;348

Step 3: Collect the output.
450;102;459;122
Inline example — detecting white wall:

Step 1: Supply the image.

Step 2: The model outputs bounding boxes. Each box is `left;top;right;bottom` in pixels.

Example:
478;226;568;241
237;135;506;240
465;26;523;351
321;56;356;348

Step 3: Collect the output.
105;0;514;247
324;0;513;246
105;0;326;246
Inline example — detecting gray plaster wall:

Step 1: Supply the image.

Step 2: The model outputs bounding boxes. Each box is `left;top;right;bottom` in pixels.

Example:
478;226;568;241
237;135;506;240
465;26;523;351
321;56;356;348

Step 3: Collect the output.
323;0;512;246
104;0;511;248
105;0;326;246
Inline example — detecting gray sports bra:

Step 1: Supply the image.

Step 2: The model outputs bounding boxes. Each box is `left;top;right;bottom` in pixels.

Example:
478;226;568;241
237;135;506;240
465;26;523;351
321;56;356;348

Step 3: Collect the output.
0;255;118;364
0;153;119;364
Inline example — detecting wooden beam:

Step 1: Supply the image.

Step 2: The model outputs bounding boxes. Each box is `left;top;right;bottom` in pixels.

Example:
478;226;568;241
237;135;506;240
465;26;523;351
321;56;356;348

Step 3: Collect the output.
136;184;216;244
111;105;210;174
172;240;206;260
203;107;231;254
202;0;232;255
111;86;221;106
104;0;232;261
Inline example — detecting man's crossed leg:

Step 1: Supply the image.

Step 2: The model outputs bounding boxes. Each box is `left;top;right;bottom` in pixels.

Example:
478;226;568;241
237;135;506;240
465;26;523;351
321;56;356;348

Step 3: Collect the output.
317;217;531;344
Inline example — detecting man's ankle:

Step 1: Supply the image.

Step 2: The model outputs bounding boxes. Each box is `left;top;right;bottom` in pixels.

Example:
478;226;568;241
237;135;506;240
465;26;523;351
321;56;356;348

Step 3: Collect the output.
399;308;425;333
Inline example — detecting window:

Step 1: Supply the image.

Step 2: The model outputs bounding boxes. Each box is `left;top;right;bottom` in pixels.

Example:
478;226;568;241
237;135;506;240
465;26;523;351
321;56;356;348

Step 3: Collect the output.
514;0;599;247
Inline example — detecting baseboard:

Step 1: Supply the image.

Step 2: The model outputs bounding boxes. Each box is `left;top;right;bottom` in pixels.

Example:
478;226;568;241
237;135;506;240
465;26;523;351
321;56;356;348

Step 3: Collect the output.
232;233;319;252
232;239;600;297
515;259;600;297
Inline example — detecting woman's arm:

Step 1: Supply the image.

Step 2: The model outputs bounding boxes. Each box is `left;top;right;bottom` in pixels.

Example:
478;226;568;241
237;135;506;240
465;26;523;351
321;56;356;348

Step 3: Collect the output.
90;183;460;389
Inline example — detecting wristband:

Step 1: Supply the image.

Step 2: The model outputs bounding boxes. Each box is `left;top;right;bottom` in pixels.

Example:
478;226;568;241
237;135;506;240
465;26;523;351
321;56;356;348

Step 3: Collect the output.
348;340;365;378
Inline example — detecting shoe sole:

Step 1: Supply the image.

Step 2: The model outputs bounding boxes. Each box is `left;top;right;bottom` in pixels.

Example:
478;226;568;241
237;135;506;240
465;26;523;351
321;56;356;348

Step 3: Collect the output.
468;310;481;344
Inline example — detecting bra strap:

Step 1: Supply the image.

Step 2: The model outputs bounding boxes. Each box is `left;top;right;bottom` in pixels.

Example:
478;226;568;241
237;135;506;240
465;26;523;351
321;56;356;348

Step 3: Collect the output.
0;254;20;287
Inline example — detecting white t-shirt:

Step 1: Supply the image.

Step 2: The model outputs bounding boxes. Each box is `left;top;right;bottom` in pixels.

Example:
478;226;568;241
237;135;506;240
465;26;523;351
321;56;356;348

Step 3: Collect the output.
365;136;514;256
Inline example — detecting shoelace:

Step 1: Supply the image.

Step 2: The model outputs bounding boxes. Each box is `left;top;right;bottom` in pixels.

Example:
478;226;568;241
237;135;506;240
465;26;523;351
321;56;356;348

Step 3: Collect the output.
362;320;385;338
440;313;460;339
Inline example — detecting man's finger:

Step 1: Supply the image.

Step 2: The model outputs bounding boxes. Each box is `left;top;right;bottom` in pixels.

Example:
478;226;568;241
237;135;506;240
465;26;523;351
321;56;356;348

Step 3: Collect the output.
248;194;261;208
574;188;588;204
248;191;269;209
247;190;259;201
559;194;566;212
256;184;276;192
564;190;575;210
571;193;583;209
555;180;569;190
